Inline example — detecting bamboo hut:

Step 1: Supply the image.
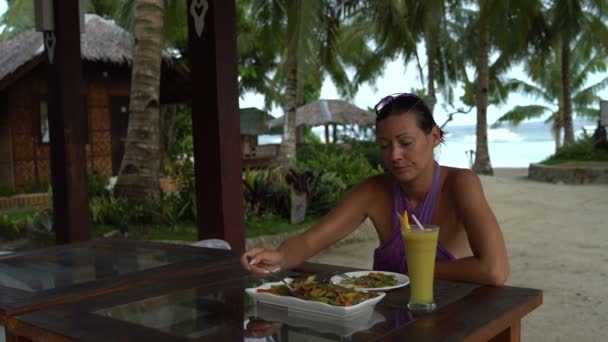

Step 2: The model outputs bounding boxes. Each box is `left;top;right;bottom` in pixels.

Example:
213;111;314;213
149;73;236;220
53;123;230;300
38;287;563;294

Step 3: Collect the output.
240;107;282;168
0;14;188;190
267;99;375;143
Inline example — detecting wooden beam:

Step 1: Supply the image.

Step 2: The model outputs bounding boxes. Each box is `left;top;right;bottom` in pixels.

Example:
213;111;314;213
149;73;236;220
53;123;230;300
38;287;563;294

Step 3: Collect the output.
46;1;91;243
187;0;245;251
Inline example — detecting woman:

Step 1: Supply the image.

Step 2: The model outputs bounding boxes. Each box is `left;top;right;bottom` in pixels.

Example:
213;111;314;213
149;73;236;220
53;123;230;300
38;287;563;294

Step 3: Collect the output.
241;93;509;286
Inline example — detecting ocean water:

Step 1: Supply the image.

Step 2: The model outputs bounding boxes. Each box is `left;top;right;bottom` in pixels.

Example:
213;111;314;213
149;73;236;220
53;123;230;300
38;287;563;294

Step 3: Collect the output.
259;119;598;169
437;119;597;168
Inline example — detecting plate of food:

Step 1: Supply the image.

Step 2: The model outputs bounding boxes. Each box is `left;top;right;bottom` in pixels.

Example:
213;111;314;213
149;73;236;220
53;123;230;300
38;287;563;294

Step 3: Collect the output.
245;276;386;317
330;271;409;291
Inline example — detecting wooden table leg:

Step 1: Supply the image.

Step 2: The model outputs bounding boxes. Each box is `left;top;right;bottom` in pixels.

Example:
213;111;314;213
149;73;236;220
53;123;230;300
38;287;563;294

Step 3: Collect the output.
489;320;521;342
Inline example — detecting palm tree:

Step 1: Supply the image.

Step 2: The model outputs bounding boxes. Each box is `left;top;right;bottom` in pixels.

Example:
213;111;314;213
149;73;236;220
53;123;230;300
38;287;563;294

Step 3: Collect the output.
494;45;608;152
245;0;383;167
106;0;189;202
542;0;608;145
369;0;465;114
0;0;115;40
113;0;164;201
457;0;545;175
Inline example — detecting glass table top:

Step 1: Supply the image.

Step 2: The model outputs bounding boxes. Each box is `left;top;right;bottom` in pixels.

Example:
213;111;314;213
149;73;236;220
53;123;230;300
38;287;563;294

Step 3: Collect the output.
96;287;237;339
0;243;200;292
91;277;410;341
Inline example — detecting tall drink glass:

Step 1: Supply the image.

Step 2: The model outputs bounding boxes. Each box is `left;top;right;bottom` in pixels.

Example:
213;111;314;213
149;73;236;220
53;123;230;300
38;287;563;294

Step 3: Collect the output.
402;225;439;312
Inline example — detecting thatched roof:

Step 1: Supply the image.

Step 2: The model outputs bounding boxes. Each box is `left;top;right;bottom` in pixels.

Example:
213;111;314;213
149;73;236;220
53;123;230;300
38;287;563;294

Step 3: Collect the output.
0;13;178;89
267;99;375;128
240;107;282;136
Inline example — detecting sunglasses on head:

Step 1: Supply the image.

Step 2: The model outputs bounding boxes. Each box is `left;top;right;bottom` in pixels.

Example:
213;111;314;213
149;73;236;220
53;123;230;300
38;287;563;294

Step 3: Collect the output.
373;93;421;116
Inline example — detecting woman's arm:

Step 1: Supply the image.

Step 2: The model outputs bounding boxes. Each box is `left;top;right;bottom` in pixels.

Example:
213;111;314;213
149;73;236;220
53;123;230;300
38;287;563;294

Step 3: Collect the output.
241;177;380;275
434;170;509;286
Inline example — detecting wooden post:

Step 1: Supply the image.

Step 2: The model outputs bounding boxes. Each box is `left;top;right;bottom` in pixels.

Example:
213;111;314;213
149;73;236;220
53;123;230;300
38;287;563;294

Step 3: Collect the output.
187;0;245;251
45;0;91;243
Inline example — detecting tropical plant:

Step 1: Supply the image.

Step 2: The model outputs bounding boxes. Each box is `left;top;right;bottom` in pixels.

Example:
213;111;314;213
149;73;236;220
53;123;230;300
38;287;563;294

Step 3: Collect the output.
242;0;385;167
368;0;466;113
494;44;608;152
0;0;117;40
296;143;381;195
242;167;290;220
455;0;546;175
542;135;608;164
285;168;322;195
538;0;608;145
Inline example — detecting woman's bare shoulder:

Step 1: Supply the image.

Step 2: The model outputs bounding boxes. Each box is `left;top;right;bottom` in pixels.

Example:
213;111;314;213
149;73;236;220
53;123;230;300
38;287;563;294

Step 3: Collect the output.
357;172;394;193
441;165;482;193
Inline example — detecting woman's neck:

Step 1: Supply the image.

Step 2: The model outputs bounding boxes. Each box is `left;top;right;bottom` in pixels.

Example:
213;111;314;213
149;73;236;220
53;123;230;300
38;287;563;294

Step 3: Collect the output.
399;162;436;208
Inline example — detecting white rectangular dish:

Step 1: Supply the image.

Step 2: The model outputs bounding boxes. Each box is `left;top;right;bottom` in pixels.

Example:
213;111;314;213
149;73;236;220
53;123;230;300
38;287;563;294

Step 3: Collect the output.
251;302;386;336
245;280;386;317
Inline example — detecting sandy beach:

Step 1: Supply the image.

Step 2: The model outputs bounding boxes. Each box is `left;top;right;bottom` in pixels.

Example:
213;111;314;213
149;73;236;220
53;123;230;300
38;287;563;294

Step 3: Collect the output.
307;168;608;341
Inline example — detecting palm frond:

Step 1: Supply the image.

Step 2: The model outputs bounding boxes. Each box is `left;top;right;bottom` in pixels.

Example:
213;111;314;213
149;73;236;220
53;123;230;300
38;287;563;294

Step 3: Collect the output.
493;105;551;127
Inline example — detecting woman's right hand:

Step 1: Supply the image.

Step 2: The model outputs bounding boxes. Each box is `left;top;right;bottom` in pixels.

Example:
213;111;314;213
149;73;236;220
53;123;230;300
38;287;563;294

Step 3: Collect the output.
241;247;286;277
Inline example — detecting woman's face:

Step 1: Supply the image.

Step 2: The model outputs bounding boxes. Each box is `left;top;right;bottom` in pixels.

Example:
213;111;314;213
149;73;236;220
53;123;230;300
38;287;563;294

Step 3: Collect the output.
376;112;440;183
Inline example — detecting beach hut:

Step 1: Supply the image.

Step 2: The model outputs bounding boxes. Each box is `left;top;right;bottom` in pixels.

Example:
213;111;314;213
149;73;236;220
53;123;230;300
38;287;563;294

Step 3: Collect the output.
267;99;375;143
0;14;189;190
18;1;244;249
239;107;281;168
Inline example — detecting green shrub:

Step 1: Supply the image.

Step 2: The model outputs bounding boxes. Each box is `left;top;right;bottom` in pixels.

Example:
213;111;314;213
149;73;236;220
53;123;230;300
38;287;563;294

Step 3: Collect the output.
542;137;608;164
90;195;130;228
166;158;196;222
306;171;346;216
343;138;384;170
88;173;110;198
0;214;27;240
243;167;290;222
25;208;54;242
296;143;382;192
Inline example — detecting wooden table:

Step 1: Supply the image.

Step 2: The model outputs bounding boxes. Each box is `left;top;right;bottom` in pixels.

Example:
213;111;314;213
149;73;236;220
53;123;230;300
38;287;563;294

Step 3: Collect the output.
4;261;542;341
0;239;240;326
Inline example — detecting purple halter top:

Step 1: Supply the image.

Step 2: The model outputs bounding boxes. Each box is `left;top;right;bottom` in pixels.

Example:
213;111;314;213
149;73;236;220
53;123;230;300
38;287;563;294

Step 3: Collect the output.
373;162;455;274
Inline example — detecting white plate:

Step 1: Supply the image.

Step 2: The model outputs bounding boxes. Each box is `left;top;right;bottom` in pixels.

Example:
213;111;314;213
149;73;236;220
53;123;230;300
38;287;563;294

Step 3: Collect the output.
245;280;386;317
250;302;386;337
330;271;409;291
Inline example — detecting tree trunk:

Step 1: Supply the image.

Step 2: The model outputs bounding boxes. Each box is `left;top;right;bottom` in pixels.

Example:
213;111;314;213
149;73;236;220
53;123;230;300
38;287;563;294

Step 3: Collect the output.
472;3;493;176
553;104;564;153
276;51;298;168
290;186;307;224
114;0;164;201
561;40;575;145
425;35;437;114
332;123;338;143
276;2;300;169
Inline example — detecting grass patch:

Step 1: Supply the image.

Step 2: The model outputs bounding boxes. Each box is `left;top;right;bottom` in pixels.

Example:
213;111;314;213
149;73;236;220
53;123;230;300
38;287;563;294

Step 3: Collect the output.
0;207;45;220
93;223;197;241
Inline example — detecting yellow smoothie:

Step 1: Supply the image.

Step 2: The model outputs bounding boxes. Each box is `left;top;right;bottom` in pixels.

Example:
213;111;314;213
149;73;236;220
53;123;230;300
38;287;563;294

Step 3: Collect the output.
402;226;439;306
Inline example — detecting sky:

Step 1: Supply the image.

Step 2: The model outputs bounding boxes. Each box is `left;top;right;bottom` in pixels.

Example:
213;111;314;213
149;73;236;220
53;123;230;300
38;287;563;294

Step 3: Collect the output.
1;1;605;127
240;58;542;127
240;51;608;127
